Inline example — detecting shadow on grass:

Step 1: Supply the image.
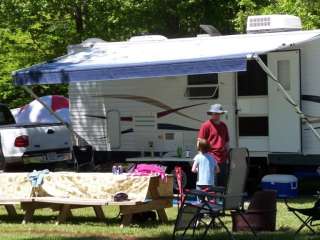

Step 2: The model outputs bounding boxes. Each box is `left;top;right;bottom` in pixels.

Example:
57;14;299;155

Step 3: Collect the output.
0;219;316;240
169;230;317;240
0;210;317;240
0;213;176;227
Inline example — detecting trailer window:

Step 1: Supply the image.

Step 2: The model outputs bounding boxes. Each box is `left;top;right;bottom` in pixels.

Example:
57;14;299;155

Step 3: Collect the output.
186;73;219;99
277;60;290;90
239;116;268;136
238;55;268;96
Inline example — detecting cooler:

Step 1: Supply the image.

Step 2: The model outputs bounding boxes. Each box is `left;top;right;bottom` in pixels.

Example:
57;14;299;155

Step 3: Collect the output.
261;174;298;198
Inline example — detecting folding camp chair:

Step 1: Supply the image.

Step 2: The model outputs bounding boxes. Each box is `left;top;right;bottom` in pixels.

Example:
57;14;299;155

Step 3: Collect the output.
285;195;320;236
172;148;257;240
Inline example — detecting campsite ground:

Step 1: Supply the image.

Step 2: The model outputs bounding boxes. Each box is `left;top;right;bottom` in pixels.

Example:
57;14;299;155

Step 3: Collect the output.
0;197;317;239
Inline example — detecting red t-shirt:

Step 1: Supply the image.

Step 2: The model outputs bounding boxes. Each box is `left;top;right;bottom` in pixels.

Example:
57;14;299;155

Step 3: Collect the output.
198;120;230;163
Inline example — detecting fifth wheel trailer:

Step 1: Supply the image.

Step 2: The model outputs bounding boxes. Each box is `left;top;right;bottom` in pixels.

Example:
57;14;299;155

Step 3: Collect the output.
13;15;320;189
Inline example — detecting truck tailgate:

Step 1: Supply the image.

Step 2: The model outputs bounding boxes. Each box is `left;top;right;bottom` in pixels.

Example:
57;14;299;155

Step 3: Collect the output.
1;123;71;157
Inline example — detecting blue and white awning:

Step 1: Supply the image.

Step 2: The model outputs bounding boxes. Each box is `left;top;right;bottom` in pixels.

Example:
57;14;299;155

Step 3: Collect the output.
13;30;320;86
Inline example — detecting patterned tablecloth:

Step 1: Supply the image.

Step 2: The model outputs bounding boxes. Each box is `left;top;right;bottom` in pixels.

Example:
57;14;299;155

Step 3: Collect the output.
0;173;31;199
0;172;171;202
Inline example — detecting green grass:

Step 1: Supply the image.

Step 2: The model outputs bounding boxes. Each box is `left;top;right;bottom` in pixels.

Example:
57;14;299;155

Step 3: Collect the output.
0;198;318;239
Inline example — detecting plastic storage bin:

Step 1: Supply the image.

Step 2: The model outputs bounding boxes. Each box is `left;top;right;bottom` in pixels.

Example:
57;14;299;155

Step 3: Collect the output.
261;174;298;198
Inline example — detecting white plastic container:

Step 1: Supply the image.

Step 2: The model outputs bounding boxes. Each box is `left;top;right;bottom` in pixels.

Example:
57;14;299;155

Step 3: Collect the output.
261;174;298;198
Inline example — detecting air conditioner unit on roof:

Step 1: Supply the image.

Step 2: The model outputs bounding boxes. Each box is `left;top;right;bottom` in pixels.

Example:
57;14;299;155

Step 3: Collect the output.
247;15;302;33
129;35;167;42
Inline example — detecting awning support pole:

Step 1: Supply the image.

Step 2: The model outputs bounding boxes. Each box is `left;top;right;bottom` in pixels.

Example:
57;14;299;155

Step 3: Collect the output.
251;54;320;142
21;86;81;142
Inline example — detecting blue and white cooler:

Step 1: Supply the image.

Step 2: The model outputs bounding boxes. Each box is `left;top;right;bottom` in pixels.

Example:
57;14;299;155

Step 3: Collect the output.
261;174;298;198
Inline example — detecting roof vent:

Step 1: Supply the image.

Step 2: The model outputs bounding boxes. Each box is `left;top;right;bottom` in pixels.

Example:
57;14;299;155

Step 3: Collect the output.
129;35;167;42
247;15;302;34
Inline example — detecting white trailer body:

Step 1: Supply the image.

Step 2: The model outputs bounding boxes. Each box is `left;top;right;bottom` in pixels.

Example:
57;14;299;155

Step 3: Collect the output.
68;36;320;166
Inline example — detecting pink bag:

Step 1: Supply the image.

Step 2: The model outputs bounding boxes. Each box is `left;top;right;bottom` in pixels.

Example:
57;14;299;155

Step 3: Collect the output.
132;164;166;180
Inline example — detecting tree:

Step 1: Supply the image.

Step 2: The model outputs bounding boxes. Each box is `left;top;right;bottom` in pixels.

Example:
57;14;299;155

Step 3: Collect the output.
0;0;244;108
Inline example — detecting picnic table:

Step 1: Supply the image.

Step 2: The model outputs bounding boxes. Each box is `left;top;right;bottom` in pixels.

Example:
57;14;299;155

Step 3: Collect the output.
0;172;173;226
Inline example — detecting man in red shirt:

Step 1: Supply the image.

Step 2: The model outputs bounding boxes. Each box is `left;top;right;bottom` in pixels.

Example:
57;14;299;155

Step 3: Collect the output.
197;103;229;187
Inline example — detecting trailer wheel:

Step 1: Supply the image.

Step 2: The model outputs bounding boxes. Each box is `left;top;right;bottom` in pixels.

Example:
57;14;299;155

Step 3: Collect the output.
171;168;187;191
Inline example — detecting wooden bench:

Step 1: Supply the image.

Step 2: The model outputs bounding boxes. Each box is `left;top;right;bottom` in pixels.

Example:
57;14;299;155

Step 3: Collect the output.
19;197;107;224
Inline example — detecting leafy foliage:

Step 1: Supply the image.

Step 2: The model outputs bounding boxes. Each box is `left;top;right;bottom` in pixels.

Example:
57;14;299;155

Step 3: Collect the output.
1;0;320;108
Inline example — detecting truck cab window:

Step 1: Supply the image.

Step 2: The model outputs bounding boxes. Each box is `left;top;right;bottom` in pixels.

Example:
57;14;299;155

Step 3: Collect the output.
186;73;219;99
238;55;268;96
0;105;15;125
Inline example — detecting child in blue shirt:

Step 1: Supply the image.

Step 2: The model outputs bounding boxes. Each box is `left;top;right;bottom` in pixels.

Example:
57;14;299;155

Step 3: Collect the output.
192;138;220;192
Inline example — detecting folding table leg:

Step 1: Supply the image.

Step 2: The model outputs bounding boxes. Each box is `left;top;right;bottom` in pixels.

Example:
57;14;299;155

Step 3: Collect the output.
56;204;71;225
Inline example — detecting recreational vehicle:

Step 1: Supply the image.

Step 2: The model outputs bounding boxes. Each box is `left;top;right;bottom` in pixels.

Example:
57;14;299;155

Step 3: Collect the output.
13;15;320;188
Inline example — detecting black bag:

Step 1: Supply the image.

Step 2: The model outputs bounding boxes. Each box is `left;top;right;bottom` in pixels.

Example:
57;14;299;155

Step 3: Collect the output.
113;192;128;202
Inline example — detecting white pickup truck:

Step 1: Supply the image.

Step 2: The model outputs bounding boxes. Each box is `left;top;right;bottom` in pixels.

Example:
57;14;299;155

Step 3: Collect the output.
0;104;72;170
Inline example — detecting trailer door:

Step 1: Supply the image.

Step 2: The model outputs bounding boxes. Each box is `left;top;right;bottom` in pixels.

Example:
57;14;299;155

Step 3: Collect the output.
268;50;301;153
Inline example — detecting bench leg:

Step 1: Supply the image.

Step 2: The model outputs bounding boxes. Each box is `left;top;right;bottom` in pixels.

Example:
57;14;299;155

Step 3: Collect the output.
93;206;105;220
56;204;71;225
66;209;73;218
5;205;17;217
157;209;168;223
121;214;132;227
22;207;35;224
